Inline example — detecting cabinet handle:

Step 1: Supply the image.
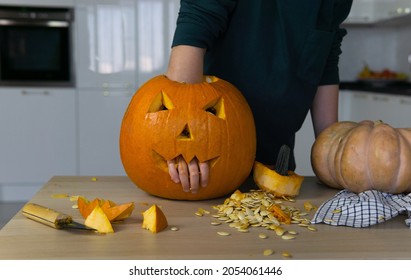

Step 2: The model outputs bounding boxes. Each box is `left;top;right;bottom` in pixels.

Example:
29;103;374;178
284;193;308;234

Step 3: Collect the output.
21;90;50;95
400;99;411;105
353;93;368;99
102;91;132;97
373;96;389;102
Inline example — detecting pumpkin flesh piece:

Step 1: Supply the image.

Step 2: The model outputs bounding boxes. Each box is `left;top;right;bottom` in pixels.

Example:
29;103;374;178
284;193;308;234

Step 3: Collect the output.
142;204;168;233
253;161;303;197
85;205;114;234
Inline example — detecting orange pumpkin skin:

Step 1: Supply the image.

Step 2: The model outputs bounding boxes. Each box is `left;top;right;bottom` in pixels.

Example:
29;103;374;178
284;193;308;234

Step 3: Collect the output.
311;120;411;194
120;75;256;200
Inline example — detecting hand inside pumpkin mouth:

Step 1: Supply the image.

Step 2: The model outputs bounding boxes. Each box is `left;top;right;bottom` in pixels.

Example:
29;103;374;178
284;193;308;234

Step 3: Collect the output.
152;150;219;193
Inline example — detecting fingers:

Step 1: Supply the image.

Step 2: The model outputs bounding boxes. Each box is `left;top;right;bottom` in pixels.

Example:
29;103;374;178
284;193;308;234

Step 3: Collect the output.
167;159;180;184
177;156;190;192
199;161;209;187
168;156;209;194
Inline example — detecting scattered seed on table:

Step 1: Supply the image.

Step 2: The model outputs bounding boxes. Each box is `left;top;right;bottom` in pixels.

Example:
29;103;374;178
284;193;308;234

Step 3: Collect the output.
258;233;268;239
281;234;296;240
263;249;274;256
282;251;292;258
217;231;231;236
170;227;179;231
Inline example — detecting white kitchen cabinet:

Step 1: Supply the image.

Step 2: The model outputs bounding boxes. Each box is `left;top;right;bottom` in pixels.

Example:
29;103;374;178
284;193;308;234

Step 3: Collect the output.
74;0;137;88
0;88;77;184
345;0;411;26
78;88;133;175
397;95;411;127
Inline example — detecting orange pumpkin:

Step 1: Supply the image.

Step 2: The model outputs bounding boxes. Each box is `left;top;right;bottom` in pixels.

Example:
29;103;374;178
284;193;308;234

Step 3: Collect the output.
119;75;256;200
311;120;411;194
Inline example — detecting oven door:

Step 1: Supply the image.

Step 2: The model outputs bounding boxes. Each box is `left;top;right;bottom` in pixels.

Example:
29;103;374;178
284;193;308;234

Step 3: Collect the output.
0;20;73;87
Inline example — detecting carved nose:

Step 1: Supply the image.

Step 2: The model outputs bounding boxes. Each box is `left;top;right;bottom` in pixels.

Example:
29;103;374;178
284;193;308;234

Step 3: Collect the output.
178;124;192;140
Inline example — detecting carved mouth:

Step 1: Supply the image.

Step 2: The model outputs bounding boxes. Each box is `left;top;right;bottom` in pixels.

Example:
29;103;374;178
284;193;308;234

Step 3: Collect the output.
152;150;220;172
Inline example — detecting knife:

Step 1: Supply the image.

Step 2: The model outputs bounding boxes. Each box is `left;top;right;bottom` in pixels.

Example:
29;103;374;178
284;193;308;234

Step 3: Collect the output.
22;203;96;231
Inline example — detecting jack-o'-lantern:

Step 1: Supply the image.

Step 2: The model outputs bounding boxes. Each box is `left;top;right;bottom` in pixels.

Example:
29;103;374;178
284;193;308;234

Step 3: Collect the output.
119;75;256;200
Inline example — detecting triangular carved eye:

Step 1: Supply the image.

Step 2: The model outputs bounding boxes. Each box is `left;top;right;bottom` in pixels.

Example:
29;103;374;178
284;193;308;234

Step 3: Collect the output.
204;97;225;120
148;90;174;113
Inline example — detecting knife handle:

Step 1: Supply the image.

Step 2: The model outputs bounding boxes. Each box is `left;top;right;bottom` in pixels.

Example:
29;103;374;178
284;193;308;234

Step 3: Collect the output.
22;203;73;229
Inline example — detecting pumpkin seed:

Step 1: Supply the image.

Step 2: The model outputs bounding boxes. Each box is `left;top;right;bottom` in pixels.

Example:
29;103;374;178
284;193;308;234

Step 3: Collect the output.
170;227;179;231
194;212;203;217
258;233;268;239
282;251;292;258
217;231;230;236
263;249;274;256
211;222;222;226
237;228;249;233
307;226;317;231
281;234;296;240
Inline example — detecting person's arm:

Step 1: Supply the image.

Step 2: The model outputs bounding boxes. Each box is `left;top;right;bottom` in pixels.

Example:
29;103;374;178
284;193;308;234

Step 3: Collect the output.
166;45;205;83
310;84;339;137
165;45;209;194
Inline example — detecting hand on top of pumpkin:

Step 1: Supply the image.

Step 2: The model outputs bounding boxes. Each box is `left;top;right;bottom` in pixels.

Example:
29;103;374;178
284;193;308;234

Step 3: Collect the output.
77;197;135;233
167;155;209;194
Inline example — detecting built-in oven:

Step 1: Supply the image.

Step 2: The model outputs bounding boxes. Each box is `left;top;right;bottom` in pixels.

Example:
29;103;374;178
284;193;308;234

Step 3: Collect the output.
0;5;74;87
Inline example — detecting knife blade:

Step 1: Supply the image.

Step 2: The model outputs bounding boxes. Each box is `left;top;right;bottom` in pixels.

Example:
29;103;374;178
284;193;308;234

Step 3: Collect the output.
22;203;95;231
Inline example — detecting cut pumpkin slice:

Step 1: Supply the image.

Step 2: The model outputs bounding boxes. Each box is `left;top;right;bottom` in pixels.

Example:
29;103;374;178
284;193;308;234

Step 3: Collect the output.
85;205;114;233
101;200;135;222
142;204;168;233
253;161;304;197
78;197;134;222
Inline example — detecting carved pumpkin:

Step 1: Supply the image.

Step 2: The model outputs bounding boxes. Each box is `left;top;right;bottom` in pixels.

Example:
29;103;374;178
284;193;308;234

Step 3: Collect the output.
311;120;411;194
120;75;256;200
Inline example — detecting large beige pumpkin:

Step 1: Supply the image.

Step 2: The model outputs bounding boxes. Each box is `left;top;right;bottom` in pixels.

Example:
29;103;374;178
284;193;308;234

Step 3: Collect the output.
119;75;256;200
311;120;411;194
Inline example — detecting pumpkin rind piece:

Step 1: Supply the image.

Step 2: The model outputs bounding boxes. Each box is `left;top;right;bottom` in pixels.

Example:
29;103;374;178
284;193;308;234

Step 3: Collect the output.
142;204;168;233
101;201;135;222
253;161;304;197
85;205;114;233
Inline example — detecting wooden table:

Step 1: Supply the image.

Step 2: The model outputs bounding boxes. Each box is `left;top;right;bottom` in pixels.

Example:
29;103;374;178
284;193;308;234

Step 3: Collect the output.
1;176;411;260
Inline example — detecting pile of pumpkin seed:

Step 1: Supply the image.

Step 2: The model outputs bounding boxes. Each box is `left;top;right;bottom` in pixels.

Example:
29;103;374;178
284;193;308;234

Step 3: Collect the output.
195;189;318;240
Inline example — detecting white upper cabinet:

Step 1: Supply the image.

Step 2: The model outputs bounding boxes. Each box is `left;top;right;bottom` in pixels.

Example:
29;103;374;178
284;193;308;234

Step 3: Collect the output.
345;0;411;26
74;0;137;88
136;0;179;86
74;0;180;88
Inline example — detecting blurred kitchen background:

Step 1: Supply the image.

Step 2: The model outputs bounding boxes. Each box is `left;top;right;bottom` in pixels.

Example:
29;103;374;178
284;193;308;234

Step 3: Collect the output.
0;0;411;220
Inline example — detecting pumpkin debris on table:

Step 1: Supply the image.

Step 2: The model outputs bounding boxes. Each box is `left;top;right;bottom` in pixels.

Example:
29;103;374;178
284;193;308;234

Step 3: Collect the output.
311;120;411;194
119;75;256;200
77;197;134;222
84;205;114;234
253;161;304;197
142;204;168;233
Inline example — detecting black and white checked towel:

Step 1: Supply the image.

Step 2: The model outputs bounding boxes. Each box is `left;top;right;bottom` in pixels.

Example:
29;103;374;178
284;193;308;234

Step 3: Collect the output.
311;189;411;228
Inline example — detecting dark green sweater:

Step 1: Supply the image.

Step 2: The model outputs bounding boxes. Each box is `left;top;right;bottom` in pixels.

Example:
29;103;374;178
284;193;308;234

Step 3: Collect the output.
172;0;353;168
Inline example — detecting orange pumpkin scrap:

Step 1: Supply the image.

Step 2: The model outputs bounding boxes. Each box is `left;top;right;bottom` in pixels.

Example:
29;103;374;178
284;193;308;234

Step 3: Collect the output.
85;205;114;234
119;75;256;200
253;161;304;197
311;120;411;194
142;204;168;233
77;197;134;222
268;204;291;224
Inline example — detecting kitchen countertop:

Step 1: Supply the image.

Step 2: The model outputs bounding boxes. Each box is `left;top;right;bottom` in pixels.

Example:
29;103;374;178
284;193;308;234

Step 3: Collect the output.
1;176;411;260
340;80;411;95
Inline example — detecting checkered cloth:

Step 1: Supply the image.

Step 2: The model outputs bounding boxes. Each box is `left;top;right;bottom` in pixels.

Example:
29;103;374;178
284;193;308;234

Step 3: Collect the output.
311;189;411;228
